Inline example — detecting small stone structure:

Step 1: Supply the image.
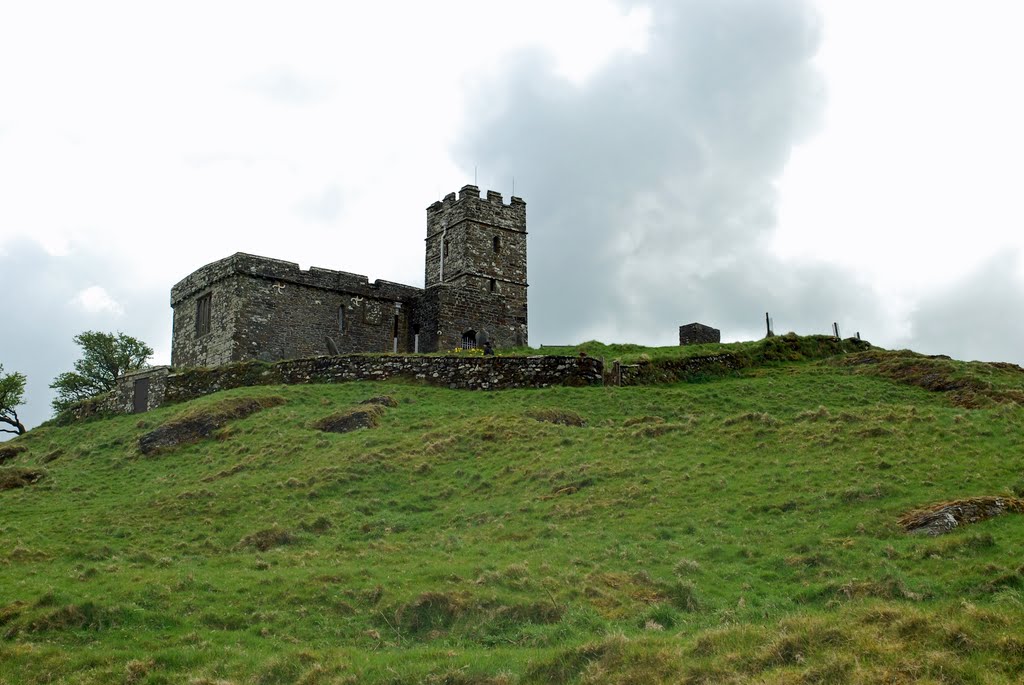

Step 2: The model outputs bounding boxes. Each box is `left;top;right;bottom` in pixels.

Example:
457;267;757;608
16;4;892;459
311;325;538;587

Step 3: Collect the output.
171;186;528;367
101;366;171;415
678;322;721;346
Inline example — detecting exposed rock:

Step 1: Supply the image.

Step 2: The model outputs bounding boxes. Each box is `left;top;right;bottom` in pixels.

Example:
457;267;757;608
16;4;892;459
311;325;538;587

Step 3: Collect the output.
360;395;399;408
0;467;46;491
899;496;1024;535
138;396;285;455
314;406;384;434
525;408;586;427
0;444;26;465
237;525;296;551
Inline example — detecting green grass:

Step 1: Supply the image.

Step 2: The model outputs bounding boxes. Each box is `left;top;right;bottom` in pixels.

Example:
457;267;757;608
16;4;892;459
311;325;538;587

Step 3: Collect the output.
516;331;866;364
3;340;1024;683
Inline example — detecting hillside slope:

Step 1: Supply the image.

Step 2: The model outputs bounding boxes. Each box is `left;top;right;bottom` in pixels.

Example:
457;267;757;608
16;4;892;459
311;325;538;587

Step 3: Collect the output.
2;342;1024;684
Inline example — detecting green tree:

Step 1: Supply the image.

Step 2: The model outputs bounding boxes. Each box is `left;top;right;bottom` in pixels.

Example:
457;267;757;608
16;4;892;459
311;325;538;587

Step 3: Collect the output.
0;364;28;435
50;331;154;412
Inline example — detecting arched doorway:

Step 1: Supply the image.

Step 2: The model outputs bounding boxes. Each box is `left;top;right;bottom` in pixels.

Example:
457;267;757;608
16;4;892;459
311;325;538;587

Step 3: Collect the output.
461;329;477;349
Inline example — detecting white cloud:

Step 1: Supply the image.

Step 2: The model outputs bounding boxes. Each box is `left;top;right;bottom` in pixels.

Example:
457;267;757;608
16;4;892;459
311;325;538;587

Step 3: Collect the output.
72;286;125;315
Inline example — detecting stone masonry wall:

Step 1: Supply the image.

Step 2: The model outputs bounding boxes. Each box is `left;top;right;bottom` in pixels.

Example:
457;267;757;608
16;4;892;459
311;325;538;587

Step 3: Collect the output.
610;352;745;386
425;186;527;289
424;185;528;350
101;367;171;414
91;355;603;418
171;276;241;367
679;323;721;346
171;253;424;366
432;285;528;350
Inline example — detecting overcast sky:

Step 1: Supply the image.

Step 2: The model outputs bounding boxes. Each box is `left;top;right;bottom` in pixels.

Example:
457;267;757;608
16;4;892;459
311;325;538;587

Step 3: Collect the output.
3;1;1024;431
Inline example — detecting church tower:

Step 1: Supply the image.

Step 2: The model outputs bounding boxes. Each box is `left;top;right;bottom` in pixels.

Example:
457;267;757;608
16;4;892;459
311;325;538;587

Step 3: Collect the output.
423;185;528;350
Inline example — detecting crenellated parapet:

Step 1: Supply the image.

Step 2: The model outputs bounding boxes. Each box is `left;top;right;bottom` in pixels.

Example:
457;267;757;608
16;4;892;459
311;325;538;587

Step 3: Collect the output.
426;184;526;239
171;252;423;307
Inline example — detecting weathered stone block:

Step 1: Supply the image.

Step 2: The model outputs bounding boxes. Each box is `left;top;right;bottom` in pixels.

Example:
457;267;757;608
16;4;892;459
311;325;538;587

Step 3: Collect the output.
678;323;721;346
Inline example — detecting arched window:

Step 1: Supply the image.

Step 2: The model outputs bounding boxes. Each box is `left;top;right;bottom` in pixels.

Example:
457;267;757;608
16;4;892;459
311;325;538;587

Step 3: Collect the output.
493;236;501;253
489;278;497;293
462;330;477;349
338;305;345;333
196;293;212;336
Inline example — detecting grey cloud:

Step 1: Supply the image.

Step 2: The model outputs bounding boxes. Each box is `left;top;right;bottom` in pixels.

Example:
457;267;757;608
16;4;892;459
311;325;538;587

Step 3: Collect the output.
0;241;168;432
456;0;884;345
907;251;1024;365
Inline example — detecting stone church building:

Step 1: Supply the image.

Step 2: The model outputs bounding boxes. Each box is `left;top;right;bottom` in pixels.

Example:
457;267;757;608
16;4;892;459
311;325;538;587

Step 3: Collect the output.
170;185;528;368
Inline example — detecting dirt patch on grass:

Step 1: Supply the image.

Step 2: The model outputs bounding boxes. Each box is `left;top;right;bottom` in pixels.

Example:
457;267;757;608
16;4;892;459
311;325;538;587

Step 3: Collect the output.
40;449;63;464
833;575;926;601
723;411;781;427
899;496;1024;536
236;525;296;551
0;467;46;491
623;415;665;427
395;591;465;635
389;590;563;640
0;444;26;465
360;395;398;408
313;405;385;433
833;350;1024;408
16;602;119;635
525;408;586;427
200;460;251;482
139;396;285;455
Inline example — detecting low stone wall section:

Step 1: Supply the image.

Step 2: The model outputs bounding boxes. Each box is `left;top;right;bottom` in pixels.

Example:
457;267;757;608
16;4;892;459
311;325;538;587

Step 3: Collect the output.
93;354;603;416
609;352;745;386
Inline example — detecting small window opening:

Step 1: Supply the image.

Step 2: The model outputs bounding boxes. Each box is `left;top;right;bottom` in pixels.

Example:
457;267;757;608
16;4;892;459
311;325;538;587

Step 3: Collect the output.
493;236;501;253
489;278;497;293
443;240;450;257
196;293;212;337
338;305;345;334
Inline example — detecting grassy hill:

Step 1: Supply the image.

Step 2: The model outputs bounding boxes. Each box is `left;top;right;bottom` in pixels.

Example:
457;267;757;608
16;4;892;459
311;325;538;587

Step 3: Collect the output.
2;338;1024;684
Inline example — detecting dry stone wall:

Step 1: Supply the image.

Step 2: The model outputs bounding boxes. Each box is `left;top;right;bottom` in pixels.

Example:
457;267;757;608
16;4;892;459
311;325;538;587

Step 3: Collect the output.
610;352;745;386
86;354;603;418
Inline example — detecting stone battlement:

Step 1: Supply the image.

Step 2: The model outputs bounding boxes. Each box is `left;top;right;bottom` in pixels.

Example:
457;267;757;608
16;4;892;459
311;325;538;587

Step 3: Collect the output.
170;252;423;306
426;184;526;238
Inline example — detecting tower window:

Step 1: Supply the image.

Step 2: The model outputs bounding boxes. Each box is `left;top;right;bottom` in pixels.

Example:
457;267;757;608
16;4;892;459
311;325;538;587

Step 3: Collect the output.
493;236;501;253
195;293;212;337
489;278;497;293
